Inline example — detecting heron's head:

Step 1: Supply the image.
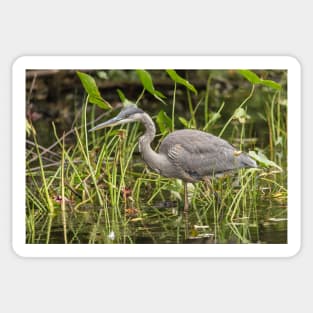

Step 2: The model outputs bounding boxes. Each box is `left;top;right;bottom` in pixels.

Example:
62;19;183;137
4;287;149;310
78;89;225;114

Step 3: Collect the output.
89;105;145;132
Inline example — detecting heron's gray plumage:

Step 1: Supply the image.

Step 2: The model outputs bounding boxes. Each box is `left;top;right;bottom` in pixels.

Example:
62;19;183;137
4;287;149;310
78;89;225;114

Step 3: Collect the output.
90;105;257;218
159;129;256;182
90;105;257;183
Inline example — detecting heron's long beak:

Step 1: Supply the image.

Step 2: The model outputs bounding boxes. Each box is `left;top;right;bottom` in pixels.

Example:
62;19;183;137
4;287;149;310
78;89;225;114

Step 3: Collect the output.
89;116;132;132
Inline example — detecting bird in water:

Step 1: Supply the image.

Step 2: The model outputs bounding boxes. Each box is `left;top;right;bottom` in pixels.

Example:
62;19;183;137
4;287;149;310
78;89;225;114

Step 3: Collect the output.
90;105;257;219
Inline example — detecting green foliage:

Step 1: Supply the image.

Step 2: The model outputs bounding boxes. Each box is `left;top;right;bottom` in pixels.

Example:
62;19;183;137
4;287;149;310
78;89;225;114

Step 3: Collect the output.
116;88;135;106
156;110;172;134
166;70;198;94
26;119;35;136
135;70;166;103
116;88;126;102
238;69;281;90
248;150;282;171
233;107;250;124
178;116;190;128
238;70;260;84
208;111;221;124
77;71;112;109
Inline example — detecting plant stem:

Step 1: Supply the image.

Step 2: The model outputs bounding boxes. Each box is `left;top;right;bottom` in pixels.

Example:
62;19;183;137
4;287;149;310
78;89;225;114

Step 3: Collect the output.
172;82;177;132
204;74;212;125
61;134;68;244
219;84;255;137
33;133;54;213
187;89;196;128
136;88;145;105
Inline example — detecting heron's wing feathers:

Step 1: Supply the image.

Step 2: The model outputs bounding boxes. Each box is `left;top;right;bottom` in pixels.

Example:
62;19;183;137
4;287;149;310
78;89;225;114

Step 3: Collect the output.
167;143;235;178
160;130;249;179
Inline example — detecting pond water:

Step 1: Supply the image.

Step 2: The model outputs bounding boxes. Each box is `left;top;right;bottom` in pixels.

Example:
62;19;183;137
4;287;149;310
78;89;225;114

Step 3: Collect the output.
27;195;287;244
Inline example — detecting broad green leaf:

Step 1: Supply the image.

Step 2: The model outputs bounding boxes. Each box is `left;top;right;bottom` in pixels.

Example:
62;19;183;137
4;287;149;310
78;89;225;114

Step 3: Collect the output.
238;70;260;84
77;71;111;109
89;96;111;110
116;89;136;106
89;96;110;109
258;79;281;90
116;89;126;102
136;70;154;93
166;70;198;94
248;150;282;171
238;69;281;90
156;110;172;134
136;70;166;102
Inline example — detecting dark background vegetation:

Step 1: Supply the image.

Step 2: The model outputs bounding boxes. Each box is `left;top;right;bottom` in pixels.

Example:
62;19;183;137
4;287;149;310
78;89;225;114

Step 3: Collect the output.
26;69;286;147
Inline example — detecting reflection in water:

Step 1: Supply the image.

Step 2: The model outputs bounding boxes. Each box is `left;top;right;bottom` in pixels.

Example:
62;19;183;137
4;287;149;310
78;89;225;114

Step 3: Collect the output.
27;198;287;244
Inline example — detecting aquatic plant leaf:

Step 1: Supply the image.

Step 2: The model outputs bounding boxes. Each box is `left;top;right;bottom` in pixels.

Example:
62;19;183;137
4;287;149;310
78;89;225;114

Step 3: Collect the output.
77;71;112;109
116;89;135;106
166;69;198;94
136;70;166;102
238;70;281;90
238;70;260;84
156;110;172;134
248;150;282;171
89;95;111;109
258;79;281;90
116;88;126;102
178;116;190;128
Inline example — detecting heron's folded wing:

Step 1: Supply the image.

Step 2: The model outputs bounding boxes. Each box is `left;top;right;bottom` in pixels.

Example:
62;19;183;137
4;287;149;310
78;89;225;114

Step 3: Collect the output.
168;143;239;178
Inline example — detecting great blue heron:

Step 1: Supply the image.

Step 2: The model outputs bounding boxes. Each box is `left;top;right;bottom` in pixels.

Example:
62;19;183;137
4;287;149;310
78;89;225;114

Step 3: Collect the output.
90;105;257;217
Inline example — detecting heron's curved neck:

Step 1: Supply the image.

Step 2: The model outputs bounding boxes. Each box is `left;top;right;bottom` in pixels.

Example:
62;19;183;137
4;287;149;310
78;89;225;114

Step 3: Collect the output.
140;112;156;143
138;113;163;172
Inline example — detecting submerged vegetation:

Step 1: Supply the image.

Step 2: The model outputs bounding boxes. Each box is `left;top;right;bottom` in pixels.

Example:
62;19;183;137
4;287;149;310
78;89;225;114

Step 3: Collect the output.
26;69;287;244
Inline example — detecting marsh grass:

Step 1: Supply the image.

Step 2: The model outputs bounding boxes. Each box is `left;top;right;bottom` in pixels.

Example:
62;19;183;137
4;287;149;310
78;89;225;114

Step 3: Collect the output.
26;70;287;244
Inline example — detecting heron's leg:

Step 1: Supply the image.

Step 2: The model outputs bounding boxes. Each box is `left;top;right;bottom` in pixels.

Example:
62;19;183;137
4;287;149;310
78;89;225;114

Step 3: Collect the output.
204;177;223;223
184;182;189;236
184;182;189;214
204;178;221;206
